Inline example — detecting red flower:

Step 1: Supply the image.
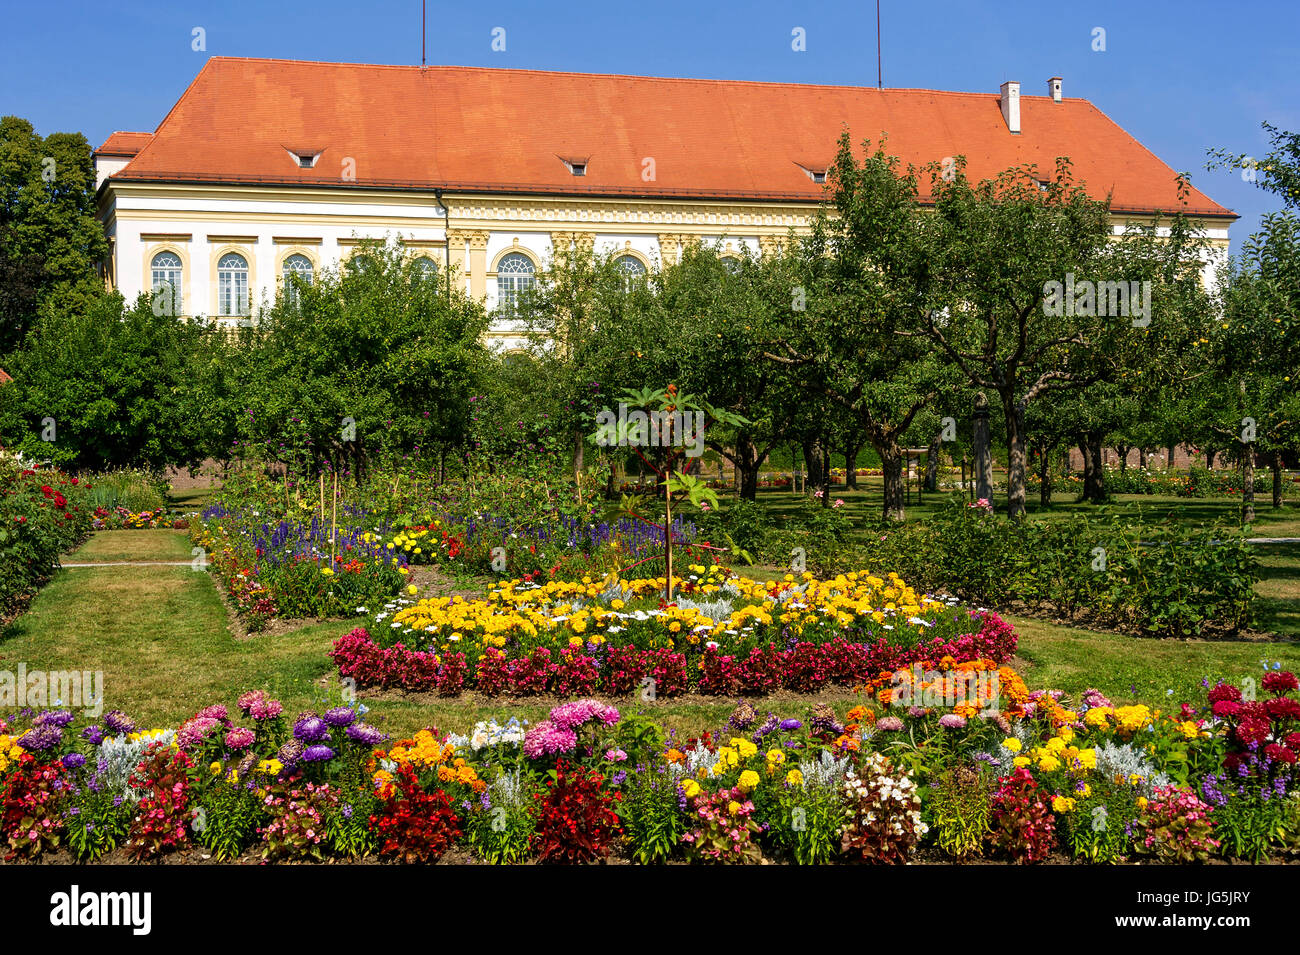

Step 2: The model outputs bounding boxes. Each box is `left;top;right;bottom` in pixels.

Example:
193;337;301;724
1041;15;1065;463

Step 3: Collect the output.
1235;719;1270;746
1265;744;1297;765
1263;671;1300;694
1208;682;1243;704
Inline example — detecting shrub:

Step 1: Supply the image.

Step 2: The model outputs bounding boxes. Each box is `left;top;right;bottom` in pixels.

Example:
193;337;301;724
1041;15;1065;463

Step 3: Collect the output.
838;753;927;864
465;769;536;864
927;764;992;859
1134;786;1219;862
682;785;763;863
125;744;195;861
532;762;621;863
0;462;93;618
618;764;686;864
1;754;66;859
259;782;336;862
371;764;462;863
989;767;1057;863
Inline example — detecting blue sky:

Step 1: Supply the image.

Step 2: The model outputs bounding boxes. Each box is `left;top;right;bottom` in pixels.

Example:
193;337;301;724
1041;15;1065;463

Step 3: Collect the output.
3;0;1296;251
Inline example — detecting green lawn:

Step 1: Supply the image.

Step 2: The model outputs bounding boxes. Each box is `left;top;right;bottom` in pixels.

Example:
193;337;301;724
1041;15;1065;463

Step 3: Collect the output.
4;521;1299;738
748;482;1300;638
67;528;196;562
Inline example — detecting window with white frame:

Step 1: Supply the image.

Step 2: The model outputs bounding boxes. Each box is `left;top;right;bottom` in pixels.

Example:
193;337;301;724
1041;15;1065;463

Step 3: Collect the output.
217;252;249;317
414;255;438;279
150;251;183;315
614;254;647;288
496;252;536;313
281;253;313;305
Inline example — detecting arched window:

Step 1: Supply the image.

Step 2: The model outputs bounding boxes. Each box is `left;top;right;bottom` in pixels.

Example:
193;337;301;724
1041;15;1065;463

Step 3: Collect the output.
217;252;249;316
720;256;742;275
282;253;313;305
150;251;183;315
414;256;438;278
496;252;536;313
614;254;647;287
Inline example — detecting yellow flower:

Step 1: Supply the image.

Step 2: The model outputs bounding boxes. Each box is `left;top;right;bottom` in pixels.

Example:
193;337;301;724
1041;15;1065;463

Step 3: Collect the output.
407;585;418;595
682;779;701;798
786;769;803;786
1038;755;1061;772
738;770;760;792
1002;738;1021;753
209;761;222;775
1012;756;1031;768
1136;796;1149;810
1052;796;1076;813
766;749;785;765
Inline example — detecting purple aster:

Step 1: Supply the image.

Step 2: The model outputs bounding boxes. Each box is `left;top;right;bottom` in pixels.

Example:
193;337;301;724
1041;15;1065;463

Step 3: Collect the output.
81;725;105;745
277;738;305;766
345;722;388;746
323;706;357;728
293;715;331;743
876;717;905;732
103;710;136;735
779;719;802;731
35;709;75;728
938;714;967;729
17;723;62;752
301;745;336;762
61;753;87;770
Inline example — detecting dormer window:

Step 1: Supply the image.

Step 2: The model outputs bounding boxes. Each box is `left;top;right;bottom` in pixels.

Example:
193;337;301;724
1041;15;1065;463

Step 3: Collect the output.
558;155;590;177
285;147;322;169
795;162;828;184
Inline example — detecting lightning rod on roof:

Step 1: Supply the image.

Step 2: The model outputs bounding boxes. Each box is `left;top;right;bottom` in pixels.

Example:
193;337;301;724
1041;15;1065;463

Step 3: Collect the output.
422;0;426;67
877;0;883;88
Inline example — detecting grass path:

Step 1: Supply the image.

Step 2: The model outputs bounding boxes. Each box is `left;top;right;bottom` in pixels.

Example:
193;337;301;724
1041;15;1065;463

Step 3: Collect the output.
5;527;1300;740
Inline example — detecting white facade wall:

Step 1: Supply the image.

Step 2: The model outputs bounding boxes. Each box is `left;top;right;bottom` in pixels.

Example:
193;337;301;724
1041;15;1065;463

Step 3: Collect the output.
111;191;447;322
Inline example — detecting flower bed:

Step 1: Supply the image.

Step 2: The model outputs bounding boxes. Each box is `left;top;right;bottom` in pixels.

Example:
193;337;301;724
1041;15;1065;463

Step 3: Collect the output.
0;461;93;619
330;568;1017;696
4;667;1299;864
91;506;187;530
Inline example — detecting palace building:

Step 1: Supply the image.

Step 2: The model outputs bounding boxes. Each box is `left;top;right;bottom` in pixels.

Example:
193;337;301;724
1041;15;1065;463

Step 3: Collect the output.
94;57;1235;349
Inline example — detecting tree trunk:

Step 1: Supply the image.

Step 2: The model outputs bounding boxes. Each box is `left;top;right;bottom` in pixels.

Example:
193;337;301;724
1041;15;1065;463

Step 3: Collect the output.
1115;446;1129;473
1138;447;1148;470
1002;397;1028;519
973;393;994;504
1273;452;1284;509
879;441;905;521
924;431;941;492
1242;443;1256;524
1167;443;1177;471
1039;446;1053;507
1081;432;1106;502
844;438;862;489
735;435;762;502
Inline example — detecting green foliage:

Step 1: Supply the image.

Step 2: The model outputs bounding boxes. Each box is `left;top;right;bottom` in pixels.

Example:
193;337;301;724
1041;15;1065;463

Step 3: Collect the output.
617;766;686;864
0;116;108;354
0;294;216;470
926;764;992;858
858;498;1257;637
230;239;490;474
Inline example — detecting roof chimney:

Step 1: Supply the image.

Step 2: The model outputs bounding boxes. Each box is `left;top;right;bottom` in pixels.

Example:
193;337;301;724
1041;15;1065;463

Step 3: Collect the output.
1048;76;1063;103
1000;80;1021;133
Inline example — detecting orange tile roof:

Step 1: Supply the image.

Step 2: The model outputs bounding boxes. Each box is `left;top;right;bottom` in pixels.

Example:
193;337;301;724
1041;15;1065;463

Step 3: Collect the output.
106;57;1233;218
0;368;11;385
95;131;153;157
